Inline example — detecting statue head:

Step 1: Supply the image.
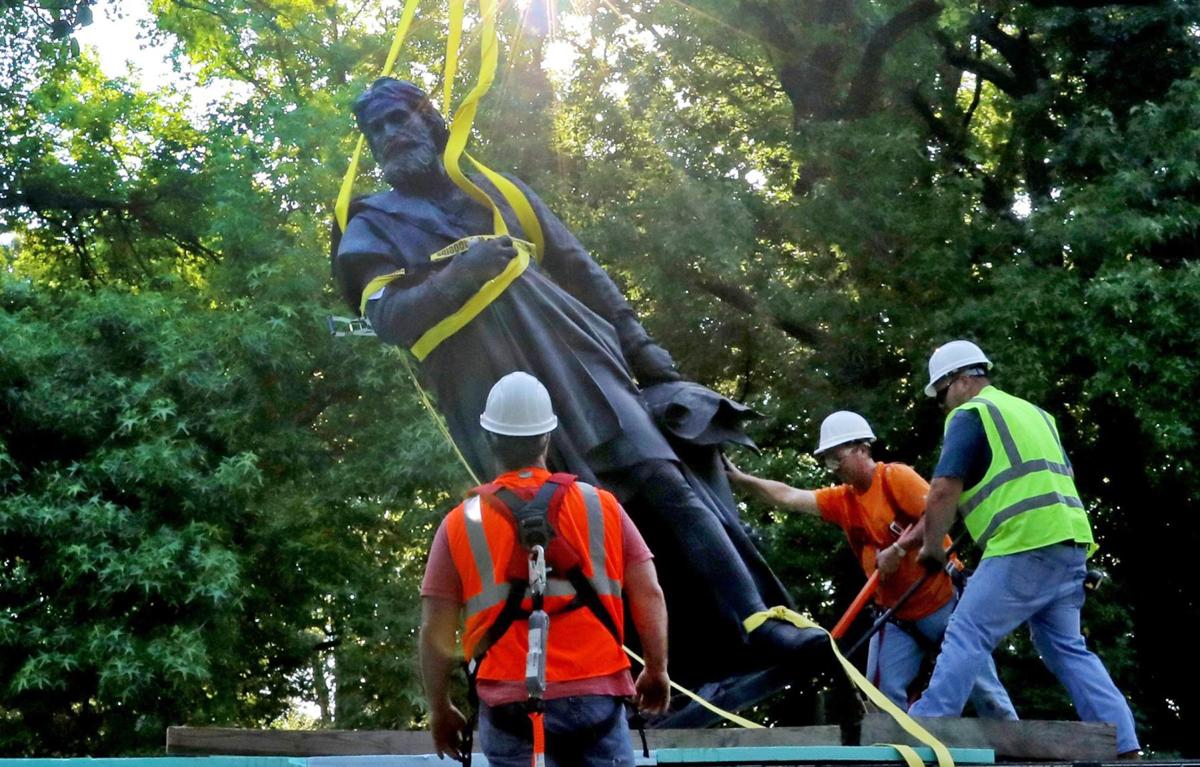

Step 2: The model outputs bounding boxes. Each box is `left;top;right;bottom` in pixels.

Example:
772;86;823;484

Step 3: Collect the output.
352;78;450;189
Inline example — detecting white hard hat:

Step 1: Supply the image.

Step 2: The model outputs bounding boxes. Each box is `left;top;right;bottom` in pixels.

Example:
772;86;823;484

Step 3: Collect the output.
815;410;876;455
924;340;993;397
479;372;559;436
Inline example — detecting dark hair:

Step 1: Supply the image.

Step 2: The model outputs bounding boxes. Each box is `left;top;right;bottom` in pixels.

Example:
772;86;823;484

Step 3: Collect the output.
487;432;551;472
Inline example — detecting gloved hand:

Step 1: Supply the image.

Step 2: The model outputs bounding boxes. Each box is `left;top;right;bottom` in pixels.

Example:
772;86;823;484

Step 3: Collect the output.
452;236;515;283
628;341;681;386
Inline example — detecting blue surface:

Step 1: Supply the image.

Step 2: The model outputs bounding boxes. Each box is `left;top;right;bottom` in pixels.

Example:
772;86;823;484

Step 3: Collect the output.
0;760;305;767
0;746;994;766
655;745;994;764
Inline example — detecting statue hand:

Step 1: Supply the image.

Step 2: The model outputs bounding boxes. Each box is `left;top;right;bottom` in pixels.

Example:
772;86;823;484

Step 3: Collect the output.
453;236;515;282
629;342;681;386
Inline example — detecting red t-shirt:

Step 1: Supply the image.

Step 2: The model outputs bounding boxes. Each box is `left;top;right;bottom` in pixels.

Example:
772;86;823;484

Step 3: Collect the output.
814;463;954;622
422;468;653;705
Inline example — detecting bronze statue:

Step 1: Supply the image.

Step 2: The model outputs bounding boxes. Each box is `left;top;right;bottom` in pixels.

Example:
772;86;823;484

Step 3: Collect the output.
333;78;843;725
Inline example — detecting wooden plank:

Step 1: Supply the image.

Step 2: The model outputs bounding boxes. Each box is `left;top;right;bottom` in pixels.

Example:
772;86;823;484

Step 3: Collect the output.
166;728;436;756
860;713;1118;761
168;716;1117;761
167;726;843;755
643;727;842;750
655;745;994;764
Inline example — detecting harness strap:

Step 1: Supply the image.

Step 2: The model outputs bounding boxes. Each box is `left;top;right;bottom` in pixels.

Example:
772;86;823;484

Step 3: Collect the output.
879;464;909;526
467;475;621;663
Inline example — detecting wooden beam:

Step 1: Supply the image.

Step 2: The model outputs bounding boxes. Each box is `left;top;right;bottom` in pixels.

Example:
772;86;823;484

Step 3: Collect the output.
168;716;1117;761
860;713;1118;761
166;727;435;756
166;726;843;756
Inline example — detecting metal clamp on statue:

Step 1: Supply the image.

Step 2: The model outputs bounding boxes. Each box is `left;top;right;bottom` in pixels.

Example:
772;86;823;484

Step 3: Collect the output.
331;78;853;731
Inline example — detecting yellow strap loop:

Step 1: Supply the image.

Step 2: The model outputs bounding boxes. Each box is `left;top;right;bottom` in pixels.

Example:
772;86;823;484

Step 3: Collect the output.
409;237;534;361
335;0;423;233
744;606;955;767
621;646;764;730
441;0;545;256
884;743;927;767
359;269;407;316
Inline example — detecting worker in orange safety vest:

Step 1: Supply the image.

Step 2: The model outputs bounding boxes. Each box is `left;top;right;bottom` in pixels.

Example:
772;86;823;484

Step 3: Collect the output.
420;371;670;767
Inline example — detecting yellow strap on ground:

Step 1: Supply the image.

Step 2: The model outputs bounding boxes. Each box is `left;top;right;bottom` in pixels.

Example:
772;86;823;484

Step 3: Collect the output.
334;0;423;233
621;646;764;730
359;269;408;316
744;606;955;767
882;743;926;767
409;237;534;361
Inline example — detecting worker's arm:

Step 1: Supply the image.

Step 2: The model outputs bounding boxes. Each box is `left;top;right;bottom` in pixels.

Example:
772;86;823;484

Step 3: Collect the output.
917;477;962;569
419;596;468;761
504;176;679;386
624;558;671;715
725;460;819;516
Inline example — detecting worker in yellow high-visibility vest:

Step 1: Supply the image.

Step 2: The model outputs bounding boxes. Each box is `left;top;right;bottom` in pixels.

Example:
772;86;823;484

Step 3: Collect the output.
911;340;1139;757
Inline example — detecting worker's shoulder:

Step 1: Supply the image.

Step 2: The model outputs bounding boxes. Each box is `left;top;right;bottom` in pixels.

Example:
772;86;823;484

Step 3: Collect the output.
570;479;622;509
880;461;925;483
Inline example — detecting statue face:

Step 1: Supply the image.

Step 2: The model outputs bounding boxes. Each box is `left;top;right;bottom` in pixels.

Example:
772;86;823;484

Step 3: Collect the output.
363;101;442;189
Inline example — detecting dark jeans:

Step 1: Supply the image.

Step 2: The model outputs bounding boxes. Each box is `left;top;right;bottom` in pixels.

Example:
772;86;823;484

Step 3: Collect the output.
479;696;633;767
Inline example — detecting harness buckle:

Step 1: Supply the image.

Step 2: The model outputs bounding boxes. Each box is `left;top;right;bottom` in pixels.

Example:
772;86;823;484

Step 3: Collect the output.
528;545;547;597
517;513;553;550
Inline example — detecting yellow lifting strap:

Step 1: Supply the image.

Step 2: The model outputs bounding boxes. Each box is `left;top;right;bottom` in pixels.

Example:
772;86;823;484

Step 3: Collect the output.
744;606;956;767
441;0;545;257
621;646;764;730
337;0;546;360
335;0;546;261
334;0;421;233
409;236;534;361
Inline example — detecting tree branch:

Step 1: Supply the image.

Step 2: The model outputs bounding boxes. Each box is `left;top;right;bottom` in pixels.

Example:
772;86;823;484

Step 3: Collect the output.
691;273;824;346
841;0;943;118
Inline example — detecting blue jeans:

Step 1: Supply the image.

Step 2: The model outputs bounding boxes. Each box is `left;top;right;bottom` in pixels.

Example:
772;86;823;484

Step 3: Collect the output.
909;544;1139;753
868;595;1016;719
479;695;633;767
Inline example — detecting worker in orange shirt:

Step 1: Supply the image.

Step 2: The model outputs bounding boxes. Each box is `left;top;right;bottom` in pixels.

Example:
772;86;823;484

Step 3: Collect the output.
727;411;1015;717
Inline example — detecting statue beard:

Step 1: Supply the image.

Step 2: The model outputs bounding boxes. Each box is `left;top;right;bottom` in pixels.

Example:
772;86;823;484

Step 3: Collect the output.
382;142;443;192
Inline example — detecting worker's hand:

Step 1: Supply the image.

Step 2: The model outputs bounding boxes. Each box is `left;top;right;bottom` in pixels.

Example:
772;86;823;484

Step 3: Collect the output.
628;342;681;386
875;544;903;579
454;236;515;282
430;703;469;761
722;454;746;482
634;667;671;716
917;542;948;572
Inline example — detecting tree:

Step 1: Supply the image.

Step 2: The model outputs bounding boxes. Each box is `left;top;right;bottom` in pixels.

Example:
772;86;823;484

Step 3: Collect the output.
1;0;1197;754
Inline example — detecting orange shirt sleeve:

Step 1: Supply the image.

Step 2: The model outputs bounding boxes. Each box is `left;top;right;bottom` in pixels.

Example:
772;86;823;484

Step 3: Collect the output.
814;484;851;528
884;463;930;522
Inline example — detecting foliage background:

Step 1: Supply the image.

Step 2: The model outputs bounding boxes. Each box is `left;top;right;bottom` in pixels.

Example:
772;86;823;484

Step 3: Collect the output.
2;0;1196;756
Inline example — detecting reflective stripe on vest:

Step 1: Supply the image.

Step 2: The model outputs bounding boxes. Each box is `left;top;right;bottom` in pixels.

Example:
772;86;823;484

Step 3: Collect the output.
460;485;621;619
449;478;629;682
950;386;1094;557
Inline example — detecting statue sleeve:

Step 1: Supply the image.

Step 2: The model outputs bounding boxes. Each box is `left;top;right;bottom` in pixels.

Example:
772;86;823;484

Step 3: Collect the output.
336;211;488;349
507;176;681;386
